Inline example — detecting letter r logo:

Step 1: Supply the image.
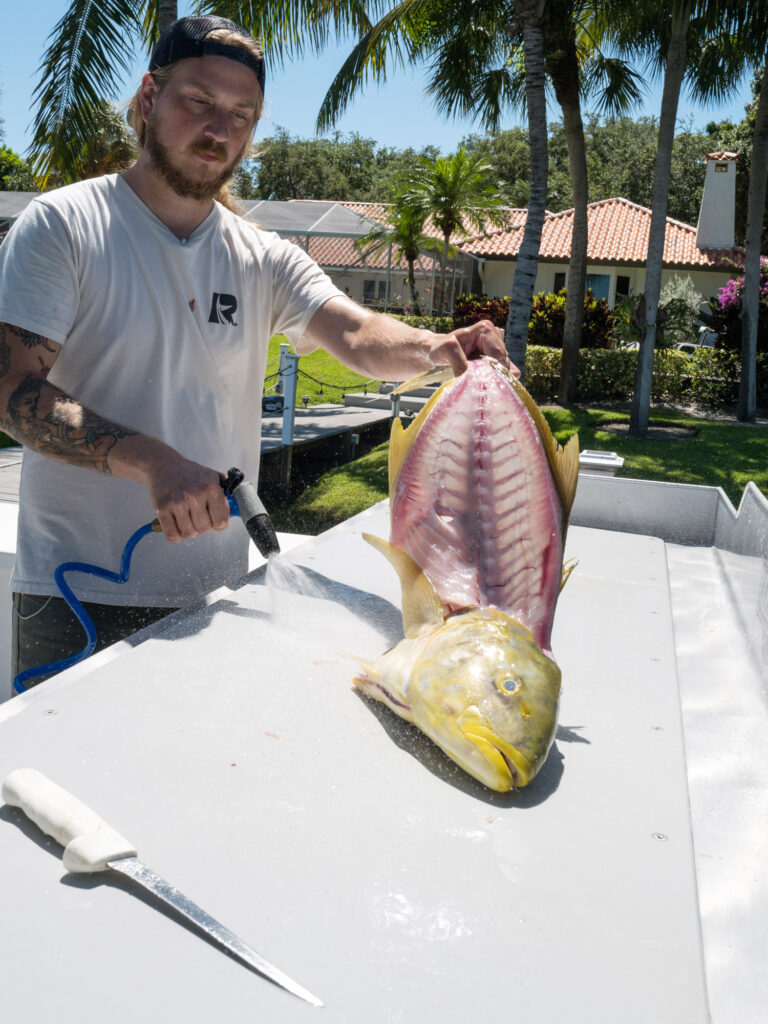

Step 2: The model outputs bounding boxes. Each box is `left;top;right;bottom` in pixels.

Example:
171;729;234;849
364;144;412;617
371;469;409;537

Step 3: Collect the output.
208;292;238;325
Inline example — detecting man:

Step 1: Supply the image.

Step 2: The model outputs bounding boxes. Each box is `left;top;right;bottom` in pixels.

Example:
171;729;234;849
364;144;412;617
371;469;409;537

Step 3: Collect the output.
0;16;511;689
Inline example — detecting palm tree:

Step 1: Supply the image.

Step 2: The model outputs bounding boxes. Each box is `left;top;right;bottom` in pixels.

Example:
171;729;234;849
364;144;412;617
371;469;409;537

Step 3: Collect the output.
599;0;750;436
740;67;768;420
729;5;768;421
399;147;509;314
310;0;546;368
631;2;691;437
75;99;138;178
542;4;644;401
504;1;548;376
27;0;375;185
314;0;641;384
357;192;447;314
29;0;179;184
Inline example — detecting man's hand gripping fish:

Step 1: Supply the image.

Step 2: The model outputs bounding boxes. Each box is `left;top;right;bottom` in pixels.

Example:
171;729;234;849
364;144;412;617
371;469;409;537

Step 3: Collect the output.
355;357;579;792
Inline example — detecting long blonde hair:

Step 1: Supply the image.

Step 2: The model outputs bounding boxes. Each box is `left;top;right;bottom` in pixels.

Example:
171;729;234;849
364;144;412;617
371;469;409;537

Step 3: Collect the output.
126;28;264;210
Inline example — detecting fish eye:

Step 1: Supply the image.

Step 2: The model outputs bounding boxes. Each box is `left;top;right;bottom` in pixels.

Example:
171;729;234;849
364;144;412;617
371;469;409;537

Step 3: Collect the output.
496;673;522;696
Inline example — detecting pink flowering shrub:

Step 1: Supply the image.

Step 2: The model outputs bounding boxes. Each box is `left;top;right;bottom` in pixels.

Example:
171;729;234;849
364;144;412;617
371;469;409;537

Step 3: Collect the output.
701;258;768;352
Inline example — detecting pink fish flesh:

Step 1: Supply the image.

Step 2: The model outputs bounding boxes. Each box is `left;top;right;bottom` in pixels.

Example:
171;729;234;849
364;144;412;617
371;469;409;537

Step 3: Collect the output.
390;359;564;654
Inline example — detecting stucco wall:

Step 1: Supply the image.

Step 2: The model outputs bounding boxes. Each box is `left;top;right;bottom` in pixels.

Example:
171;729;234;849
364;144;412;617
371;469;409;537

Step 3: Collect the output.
479;260;733;307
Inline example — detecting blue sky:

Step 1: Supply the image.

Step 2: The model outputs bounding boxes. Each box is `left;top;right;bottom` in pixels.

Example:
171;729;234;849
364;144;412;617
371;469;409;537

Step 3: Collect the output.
0;1;757;159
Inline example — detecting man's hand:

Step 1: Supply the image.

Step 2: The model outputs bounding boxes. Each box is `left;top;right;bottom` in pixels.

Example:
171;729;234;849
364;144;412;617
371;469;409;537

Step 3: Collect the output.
142;452;231;544
303;299;520;383
424;318;520;379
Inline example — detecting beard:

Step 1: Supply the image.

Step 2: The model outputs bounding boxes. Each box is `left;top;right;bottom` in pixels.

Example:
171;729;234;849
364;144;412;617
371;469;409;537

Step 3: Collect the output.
144;116;247;201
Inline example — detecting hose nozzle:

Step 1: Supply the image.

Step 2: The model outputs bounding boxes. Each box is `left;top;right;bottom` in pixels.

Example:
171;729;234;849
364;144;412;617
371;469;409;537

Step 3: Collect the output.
222;468;281;558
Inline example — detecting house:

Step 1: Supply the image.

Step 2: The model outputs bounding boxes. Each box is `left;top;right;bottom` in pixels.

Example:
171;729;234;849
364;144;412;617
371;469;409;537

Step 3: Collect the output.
0;153;745;310
338;153;744;310
461;196;741;307
0;191;39;243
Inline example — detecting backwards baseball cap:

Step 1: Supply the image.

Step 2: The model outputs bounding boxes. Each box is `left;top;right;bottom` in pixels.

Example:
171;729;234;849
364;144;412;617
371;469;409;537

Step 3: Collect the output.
149;16;266;95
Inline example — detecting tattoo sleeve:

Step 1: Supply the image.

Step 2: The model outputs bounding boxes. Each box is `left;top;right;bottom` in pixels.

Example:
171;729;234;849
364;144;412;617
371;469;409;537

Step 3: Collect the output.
2;375;138;474
0;322;138;474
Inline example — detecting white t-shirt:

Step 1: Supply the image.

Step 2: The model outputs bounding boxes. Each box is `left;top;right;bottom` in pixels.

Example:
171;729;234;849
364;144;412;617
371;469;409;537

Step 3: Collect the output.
0;175;342;605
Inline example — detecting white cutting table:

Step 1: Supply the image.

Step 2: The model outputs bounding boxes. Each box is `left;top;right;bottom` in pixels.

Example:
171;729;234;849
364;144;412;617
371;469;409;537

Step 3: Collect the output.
0;505;711;1022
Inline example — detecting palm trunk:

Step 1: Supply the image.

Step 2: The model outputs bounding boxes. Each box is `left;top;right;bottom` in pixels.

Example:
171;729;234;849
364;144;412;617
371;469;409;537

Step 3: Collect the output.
504;0;547;379
547;26;587;405
407;257;421;315
158;2;178;32
439;236;450;314
738;65;768;422
629;3;690;437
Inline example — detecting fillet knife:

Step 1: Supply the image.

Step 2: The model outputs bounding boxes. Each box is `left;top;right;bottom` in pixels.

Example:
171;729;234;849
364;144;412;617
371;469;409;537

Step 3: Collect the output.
2;768;323;1008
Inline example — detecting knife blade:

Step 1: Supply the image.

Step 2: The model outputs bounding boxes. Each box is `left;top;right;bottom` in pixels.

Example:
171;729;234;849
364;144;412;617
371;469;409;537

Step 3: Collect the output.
2;768;323;1008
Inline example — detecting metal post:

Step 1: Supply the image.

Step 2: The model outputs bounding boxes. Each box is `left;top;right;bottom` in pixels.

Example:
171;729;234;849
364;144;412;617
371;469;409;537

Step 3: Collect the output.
276;342;291;395
281;352;299;448
391;394;401;422
277;351;299;494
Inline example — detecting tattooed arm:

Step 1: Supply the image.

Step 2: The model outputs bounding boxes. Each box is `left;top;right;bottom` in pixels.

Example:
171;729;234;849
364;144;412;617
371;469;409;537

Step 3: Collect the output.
0;322;230;542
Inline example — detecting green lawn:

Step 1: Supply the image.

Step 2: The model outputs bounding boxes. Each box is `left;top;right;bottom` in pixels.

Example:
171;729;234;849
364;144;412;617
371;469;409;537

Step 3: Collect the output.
269;404;768;535
266;335;382;406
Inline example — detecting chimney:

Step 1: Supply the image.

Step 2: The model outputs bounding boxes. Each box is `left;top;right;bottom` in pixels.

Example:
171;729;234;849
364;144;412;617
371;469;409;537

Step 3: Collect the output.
695;152;737;250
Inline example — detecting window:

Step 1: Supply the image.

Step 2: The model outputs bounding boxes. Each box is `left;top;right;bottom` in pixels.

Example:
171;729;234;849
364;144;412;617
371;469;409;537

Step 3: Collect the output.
363;279;388;305
585;273;610;302
554;272;566;293
616;275;631;297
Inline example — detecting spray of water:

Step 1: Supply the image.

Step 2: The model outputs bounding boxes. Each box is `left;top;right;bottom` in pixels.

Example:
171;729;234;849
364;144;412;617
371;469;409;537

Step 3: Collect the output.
264;553;325;598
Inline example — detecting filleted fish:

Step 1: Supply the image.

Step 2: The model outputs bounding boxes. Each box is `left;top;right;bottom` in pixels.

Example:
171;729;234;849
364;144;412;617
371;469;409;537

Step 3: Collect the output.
355;357;579;791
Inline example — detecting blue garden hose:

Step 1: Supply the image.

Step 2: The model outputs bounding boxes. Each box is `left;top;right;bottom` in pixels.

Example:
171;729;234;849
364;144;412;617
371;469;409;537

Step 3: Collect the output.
12;469;280;695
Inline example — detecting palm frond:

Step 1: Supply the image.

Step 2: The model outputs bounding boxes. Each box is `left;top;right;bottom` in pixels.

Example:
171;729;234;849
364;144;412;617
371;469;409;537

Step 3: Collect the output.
584;54;644;115
686;31;751;104
206;0;380;63
29;0;146;185
426;22;521;130
315;0;434;130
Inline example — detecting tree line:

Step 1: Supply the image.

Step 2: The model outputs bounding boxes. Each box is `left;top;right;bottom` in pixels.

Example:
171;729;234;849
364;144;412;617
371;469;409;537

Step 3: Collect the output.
3;107;763;256
232;106;765;251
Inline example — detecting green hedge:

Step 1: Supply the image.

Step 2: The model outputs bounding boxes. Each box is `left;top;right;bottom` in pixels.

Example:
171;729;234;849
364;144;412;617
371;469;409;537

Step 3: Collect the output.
389;313;454;333
524;345;768;406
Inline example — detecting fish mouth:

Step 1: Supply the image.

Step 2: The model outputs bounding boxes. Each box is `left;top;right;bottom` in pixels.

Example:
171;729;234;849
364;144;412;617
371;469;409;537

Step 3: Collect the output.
457;715;535;791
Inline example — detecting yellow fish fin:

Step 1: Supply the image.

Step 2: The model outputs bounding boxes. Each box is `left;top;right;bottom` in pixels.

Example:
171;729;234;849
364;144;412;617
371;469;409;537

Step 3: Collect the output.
560;557;578;592
362;533;444;637
393;365;454;395
507;375;579;534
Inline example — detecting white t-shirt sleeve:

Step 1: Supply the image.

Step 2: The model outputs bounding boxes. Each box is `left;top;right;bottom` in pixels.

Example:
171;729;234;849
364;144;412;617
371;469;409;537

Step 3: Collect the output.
0;199;80;344
267;235;343;354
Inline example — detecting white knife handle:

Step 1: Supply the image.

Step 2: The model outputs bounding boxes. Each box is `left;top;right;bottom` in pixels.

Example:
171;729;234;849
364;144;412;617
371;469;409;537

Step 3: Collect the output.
2;768;137;873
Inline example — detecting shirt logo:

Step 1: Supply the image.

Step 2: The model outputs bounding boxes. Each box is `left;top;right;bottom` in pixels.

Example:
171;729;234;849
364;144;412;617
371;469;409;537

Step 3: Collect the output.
208;292;238;326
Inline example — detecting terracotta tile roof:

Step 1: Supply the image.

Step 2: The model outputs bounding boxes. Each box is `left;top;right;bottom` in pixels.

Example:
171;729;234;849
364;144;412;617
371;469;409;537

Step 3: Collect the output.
334;201;526;244
705;151;737;161
284;200;521;271
283;234;439;273
460;197;744;269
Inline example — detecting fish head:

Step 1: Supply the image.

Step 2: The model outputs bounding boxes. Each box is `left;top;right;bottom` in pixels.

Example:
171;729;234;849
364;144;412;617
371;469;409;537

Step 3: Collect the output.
403;608;561;791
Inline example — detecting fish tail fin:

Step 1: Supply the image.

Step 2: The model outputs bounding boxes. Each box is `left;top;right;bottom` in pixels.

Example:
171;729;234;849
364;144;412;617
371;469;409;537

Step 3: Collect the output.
362;533;443;637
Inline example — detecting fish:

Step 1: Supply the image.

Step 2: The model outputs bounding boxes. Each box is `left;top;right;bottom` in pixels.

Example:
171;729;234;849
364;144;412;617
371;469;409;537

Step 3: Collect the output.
354;357;579;792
